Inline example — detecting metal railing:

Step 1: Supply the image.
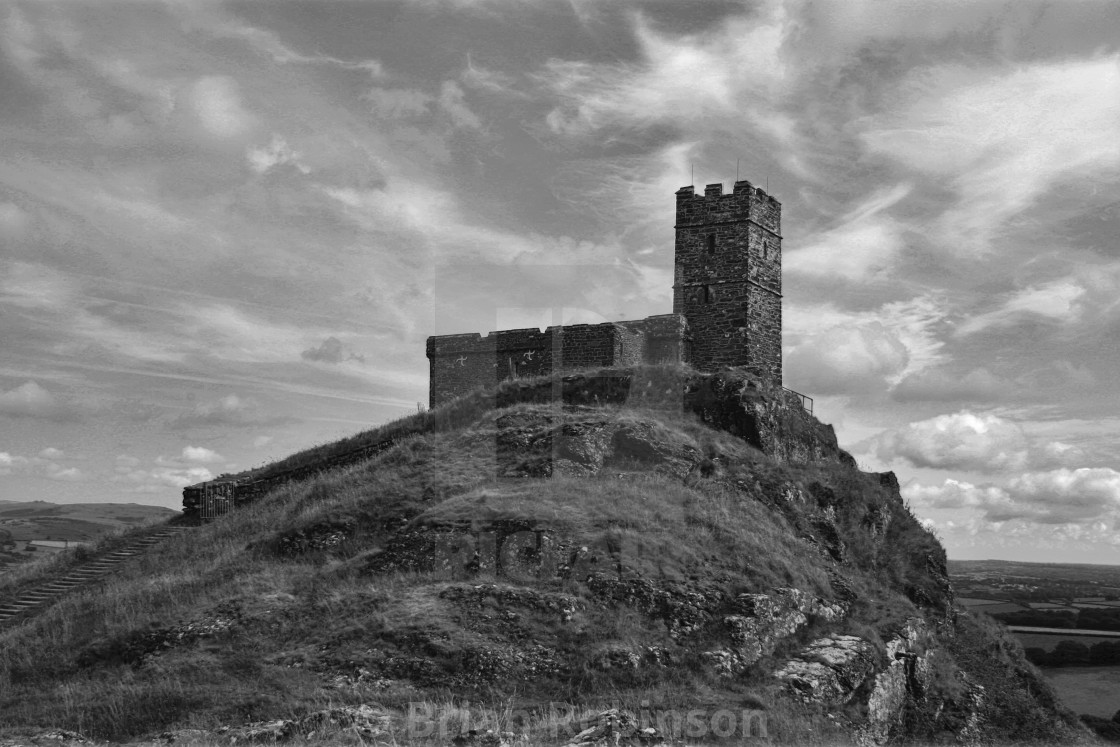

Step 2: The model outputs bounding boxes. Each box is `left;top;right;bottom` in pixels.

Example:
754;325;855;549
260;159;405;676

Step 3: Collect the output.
782;386;813;416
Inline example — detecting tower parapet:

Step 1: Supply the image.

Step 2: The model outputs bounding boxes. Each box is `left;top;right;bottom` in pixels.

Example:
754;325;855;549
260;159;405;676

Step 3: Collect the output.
673;181;782;382
426;176;782;408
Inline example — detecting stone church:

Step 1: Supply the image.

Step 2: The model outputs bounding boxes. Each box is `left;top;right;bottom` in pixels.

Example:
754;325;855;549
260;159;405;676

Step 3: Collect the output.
426;180;782;408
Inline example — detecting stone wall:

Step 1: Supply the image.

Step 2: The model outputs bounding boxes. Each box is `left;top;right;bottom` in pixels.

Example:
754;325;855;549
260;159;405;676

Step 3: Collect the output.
427;315;689;408
673;181;782;382
426;179;784;408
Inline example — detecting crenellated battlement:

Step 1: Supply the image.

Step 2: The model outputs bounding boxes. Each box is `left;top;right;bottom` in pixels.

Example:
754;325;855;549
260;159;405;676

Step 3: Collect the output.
427;176;783;408
676;181;781;235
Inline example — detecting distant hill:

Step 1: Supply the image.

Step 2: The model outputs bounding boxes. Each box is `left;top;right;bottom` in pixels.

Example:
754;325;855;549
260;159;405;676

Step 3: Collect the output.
0;501;177;543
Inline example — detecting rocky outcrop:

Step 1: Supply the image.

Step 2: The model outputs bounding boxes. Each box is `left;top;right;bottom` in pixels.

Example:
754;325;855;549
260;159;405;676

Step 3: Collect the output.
860;618;935;745
679;374;855;466
79;603;242;667
495;410;702;479
194;705;390;744
563;710;665;747
775;635;879;704
705;588;847;676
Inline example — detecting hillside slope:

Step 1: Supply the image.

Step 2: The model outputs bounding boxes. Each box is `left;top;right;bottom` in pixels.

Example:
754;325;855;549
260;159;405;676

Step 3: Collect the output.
0;367;1091;745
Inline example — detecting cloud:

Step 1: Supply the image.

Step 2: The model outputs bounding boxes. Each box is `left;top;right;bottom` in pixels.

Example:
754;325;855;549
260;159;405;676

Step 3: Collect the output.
956;279;1086;336
0;450;83;482
0;262;74;311
892;366;1006;403
181;446;224;464
906;468;1120;526
438;81;482;130
171;394;288;429
784;295;948;396
0;202;31;239
300;336;365;364
539;9;790;138
785;322;908;394
246;134;308;174
364;87;433;119
180;7;384;78
113;463;213;493
786;184;911;281
904;478;1013;512
1001;468;1120;524
871;410;1082;473
0;381;61;419
862;56;1120;253
184;75;256;140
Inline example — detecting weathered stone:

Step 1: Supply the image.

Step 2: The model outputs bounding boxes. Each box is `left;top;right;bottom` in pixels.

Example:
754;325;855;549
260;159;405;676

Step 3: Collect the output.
563;710;665;747
774;635;877;703
706;588;847;677
859;618;933;746
427;181;783;409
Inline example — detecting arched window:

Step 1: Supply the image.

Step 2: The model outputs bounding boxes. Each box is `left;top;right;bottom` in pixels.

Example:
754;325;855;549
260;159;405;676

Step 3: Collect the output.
703;284;713;304
707;234;715;254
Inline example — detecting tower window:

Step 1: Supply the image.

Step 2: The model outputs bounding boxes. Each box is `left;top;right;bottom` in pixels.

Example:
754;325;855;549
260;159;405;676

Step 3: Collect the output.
707;234;715;254
703;284;713;304
762;241;769;260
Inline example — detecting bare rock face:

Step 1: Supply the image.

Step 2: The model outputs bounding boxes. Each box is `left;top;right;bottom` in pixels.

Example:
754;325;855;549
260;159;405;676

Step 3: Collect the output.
679;374;856;467
704;588;848;676
775;635;878;704
860;618;935;746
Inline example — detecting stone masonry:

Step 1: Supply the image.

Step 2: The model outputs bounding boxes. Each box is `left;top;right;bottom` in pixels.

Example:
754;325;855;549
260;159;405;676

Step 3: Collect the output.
426;180;782;408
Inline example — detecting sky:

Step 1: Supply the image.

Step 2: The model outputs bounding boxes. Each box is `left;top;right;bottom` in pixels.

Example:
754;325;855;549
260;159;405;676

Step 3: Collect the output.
1;0;1119;563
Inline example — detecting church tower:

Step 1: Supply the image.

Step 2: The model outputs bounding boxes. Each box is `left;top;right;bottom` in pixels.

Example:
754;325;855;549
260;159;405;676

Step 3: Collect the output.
673;181;782;384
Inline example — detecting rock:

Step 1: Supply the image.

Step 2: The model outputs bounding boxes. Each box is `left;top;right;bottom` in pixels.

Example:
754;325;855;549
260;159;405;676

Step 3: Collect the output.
859;618;933;746
774;635;877;703
222;719;293;743
155;729;212;744
706;588;847;677
298;705;390;739
216;705;390;743
607;422;699;477
273;518;355;556
0;731;92;747
564;710;664;746
682;374;856;467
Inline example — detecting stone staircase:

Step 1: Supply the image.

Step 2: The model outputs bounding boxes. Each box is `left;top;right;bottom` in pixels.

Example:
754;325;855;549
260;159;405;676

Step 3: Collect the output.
0;525;189;627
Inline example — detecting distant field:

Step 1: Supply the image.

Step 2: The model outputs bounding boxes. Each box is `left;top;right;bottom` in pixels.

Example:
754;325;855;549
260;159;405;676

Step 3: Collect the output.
1040;666;1120;718
0;502;176;542
0;501;177;571
1028;602;1077;610
958;601;1026;614
1013;630;1120;652
958;596;1002;607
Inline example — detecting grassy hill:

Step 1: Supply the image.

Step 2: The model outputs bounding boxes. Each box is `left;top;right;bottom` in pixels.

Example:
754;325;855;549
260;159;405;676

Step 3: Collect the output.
0;502;177;542
0;367;1090;745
